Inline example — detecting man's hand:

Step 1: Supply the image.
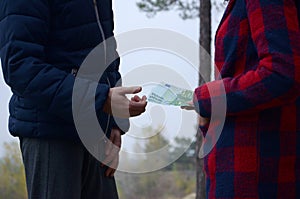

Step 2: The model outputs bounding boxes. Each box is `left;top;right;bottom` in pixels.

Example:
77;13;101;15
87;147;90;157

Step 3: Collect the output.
103;86;147;118
102;128;121;177
131;95;147;104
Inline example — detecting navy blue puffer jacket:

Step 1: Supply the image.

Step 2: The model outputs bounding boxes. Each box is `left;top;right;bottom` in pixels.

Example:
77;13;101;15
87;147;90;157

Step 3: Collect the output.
0;0;125;139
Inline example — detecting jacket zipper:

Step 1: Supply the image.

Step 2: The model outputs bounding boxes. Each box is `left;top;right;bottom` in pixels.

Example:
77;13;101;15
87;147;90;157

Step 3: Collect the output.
93;0;107;65
93;0;111;136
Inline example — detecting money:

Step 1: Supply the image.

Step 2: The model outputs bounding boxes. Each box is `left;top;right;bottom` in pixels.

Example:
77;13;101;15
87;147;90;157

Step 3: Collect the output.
148;82;193;106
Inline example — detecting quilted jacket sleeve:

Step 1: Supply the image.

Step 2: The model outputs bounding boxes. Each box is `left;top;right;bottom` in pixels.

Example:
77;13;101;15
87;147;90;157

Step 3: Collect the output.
194;0;300;117
0;0;109;123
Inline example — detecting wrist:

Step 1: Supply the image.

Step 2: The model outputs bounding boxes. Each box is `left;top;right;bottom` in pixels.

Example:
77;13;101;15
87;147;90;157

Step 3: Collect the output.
103;88;112;114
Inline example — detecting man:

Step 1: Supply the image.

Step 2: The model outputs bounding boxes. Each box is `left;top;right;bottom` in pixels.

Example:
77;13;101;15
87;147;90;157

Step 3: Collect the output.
0;0;147;198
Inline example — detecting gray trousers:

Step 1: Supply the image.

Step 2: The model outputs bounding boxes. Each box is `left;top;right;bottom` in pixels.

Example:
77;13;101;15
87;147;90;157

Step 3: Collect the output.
20;137;119;199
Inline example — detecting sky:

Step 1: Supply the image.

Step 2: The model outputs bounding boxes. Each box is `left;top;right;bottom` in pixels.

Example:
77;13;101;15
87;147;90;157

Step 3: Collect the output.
0;0;225;156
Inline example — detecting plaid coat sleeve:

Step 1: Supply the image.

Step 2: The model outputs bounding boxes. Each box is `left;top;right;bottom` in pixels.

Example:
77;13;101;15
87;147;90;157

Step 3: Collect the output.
194;0;300;117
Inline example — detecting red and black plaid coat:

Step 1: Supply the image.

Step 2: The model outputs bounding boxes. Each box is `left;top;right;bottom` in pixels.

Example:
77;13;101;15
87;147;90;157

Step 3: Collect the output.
193;0;300;198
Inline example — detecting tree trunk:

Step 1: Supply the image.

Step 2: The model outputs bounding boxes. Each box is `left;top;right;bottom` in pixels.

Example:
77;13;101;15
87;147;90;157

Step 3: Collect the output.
196;1;211;199
199;0;211;85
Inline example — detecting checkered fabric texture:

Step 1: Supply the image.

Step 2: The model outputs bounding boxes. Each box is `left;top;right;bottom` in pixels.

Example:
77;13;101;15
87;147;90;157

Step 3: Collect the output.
193;0;300;198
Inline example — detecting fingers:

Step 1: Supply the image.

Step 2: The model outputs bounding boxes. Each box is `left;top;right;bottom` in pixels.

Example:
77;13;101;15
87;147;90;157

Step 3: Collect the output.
132;86;142;94
187;101;194;106
103;129;120;177
103;144;120;162
111;128;121;148
199;116;210;126
102;129;121;167
105;155;119;177
102;145;119;166
131;95;142;102
131;95;147;103
181;101;195;110
120;86;142;95
141;95;147;101
181;106;195;110
129;96;147;117
105;132;114;156
110;86;148;118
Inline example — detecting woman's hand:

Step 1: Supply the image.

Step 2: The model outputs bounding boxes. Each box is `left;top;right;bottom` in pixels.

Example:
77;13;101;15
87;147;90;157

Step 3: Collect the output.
181;101;195;110
199;116;210;127
181;101;210;126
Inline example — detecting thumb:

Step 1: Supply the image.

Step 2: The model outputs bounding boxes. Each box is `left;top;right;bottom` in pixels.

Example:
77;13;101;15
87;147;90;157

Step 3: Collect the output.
121;86;142;94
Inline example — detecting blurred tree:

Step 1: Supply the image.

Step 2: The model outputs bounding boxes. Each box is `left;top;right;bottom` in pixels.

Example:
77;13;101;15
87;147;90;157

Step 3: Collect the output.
0;142;27;199
137;0;199;19
116;128;196;199
144;127;169;153
169;137;195;171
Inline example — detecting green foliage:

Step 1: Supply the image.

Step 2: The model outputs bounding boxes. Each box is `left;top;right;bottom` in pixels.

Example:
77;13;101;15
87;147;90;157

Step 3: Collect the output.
137;0;226;20
144;127;169;153
169;137;195;170
117;170;196;199
137;0;199;19
173;170;195;195
117;127;196;199
0;142;27;199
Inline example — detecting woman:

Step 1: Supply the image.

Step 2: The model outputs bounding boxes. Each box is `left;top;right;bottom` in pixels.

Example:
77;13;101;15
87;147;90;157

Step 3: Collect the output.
193;0;300;198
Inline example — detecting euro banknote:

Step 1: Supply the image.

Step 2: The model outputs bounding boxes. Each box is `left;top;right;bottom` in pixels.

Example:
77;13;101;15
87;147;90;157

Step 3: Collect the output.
148;83;193;106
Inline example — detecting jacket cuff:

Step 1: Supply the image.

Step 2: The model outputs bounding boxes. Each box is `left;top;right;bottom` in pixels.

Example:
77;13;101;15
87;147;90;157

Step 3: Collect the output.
193;86;211;118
